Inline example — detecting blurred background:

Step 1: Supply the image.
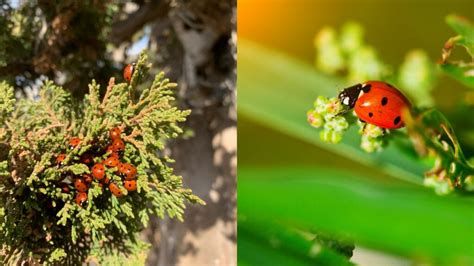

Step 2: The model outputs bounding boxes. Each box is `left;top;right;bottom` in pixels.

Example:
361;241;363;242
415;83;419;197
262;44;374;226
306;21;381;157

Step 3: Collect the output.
238;0;473;265
1;0;236;265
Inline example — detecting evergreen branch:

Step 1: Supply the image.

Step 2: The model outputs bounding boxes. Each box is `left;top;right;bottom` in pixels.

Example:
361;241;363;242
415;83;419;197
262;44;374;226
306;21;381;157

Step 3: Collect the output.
0;51;202;264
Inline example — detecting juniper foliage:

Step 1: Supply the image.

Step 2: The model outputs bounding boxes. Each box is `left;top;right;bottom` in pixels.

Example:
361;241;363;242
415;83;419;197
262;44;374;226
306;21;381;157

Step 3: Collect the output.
0;52;203;264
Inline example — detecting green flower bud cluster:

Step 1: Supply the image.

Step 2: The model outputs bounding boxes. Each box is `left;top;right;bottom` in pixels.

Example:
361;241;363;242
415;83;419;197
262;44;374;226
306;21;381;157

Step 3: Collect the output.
339;22;364;54
424;174;453;195
306;96;388;153
313;27;345;74
314;22;438;107
424;155;474;195
358;121;387;153
464;174;474;192
398;50;437;107
307;96;348;143
347;46;388;83
307;96;388;152
306;93;387;153
423;158;454;195
314;22;390;83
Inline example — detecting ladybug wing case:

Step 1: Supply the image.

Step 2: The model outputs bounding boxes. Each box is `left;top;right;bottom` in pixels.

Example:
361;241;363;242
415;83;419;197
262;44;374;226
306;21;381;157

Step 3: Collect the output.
355;82;411;129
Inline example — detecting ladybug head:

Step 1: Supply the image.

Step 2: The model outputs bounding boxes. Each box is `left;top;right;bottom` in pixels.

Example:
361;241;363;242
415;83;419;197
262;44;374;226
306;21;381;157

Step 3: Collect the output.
338;83;363;109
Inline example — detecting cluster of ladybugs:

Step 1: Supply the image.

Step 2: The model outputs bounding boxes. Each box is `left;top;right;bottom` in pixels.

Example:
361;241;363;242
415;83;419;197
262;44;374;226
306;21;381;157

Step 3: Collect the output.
56;127;138;207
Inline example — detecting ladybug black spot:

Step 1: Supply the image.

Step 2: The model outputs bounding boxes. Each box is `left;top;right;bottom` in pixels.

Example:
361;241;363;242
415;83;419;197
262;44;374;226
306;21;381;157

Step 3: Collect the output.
362;84;371;93
394;116;401;125
381;97;388;106
368;112;373;118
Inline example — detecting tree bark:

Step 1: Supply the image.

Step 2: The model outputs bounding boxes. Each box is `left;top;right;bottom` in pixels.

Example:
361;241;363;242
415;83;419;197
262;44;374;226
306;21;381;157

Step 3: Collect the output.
143;1;236;265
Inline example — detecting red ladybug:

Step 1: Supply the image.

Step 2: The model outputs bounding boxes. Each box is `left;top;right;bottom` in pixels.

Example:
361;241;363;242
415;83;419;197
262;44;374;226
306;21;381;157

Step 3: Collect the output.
123;63;135;83
123;179;137;191
74;178;89;192
68;137;81;149
109;182;124;197
111;139;125;154
75;192;87;206
110;127;122;140
91;163;105;181
338;81;411;129
104;156;120;168
119;163;137;180
105;145;117;156
117;162;126;174
56;153;66;166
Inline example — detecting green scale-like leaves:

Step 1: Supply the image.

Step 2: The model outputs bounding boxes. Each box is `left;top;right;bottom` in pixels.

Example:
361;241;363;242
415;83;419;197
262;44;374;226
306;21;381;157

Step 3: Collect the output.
0;52;203;264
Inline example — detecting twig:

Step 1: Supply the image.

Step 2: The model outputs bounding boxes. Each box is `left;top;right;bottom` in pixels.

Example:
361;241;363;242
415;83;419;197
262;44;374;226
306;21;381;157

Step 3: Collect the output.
109;1;171;45
34;123;65;138
129;103;167;124
41;97;62;126
101;77;115;109
122;129;146;152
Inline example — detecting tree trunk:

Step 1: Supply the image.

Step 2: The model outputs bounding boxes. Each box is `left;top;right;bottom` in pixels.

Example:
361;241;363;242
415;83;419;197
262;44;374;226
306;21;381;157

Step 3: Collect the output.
144;1;236;265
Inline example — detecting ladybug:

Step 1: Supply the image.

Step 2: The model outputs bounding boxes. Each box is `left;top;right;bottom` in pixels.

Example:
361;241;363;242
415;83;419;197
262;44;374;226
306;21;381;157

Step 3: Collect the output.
111;139;125;154
123;180;137;191
338;81;411;129
110;127;122;140
123;63;135;83
117;162;126;174
75;192;88;206
80;153;94;165
83;174;93;184
56;153;66;166
109;182;124;198
74;178;89;192
104;156;120;168
105;145;116;156
68;137;81;149
119;163;137;180
91;163;106;181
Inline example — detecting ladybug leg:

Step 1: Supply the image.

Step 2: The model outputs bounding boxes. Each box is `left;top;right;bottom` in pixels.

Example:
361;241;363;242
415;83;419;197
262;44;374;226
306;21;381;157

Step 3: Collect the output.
359;119;367;132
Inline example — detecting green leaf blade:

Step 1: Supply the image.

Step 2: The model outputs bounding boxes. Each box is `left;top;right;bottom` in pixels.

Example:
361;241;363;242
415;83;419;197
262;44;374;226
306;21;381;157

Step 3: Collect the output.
239;167;474;264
